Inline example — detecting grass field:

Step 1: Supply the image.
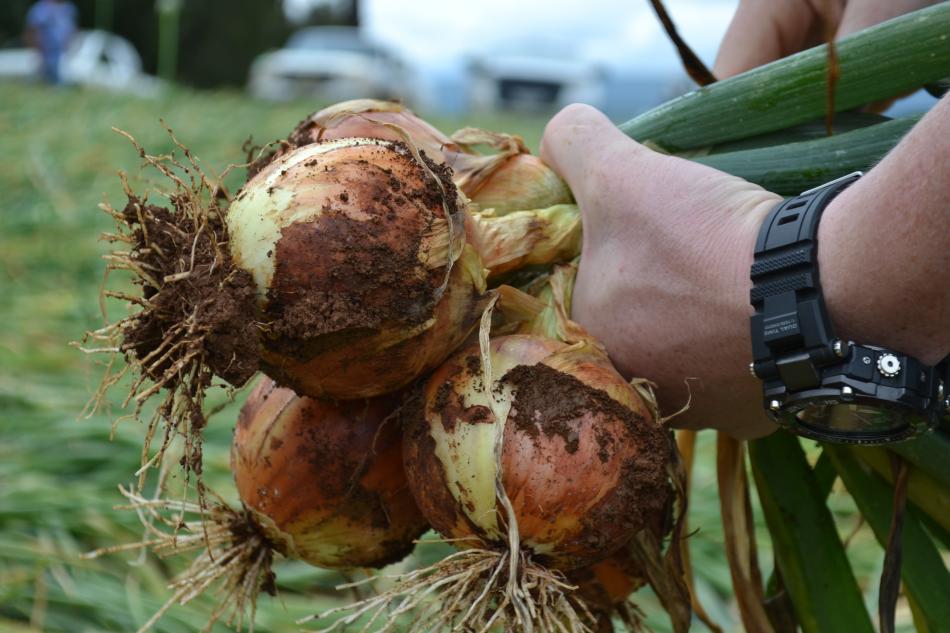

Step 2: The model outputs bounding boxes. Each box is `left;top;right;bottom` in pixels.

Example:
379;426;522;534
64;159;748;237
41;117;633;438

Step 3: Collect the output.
0;83;902;632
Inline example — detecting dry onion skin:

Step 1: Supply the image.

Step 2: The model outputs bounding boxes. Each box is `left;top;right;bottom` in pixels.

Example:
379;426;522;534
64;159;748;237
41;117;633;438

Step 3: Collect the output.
246;99;462;180
407;334;671;570
85;377;427;633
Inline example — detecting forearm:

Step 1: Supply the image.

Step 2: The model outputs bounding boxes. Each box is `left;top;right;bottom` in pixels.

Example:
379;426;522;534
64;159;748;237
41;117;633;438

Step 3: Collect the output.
819;95;950;364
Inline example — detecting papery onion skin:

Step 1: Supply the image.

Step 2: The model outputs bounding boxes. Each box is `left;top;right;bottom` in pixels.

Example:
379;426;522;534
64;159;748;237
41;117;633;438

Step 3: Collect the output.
248;99;573;216
232;378;428;568
247;100;459;179
228;138;488;399
403;334;671;570
463;153;573;214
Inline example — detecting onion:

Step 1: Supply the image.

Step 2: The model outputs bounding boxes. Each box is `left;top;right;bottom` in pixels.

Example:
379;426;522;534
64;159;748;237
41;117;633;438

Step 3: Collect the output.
228;137;487;398
85;377;427;632
316;330;673;631
404;334;671;570
231;377;428;568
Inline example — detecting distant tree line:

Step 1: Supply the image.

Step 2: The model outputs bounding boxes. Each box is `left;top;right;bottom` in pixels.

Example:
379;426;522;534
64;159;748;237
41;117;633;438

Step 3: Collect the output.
0;0;358;88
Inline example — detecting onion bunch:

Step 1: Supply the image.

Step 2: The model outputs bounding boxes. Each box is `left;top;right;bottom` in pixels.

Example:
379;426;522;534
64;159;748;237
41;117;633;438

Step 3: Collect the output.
82;103;683;632
84;106;585;481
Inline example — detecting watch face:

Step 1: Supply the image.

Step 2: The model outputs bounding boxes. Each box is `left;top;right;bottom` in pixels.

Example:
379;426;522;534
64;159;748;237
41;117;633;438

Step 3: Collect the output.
795;403;904;433
785;400;929;443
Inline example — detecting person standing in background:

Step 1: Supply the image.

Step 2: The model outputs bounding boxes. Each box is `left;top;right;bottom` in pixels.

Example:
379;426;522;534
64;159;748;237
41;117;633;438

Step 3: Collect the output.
24;0;78;84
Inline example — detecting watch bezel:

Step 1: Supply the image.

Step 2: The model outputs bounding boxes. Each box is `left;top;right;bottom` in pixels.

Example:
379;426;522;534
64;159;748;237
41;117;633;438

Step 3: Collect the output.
770;391;935;445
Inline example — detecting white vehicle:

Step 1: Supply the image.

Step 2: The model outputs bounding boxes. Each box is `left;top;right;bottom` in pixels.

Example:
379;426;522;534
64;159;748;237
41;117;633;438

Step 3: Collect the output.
248;26;403;102
0;47;40;80
0;30;160;94
468;51;606;112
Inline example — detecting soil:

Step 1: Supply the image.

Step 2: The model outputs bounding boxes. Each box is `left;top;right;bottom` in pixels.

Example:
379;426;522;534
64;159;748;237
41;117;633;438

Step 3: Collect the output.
244;112;336;181
120;196;261;388
263;143;461;360
227;510;278;596
503;363;641;457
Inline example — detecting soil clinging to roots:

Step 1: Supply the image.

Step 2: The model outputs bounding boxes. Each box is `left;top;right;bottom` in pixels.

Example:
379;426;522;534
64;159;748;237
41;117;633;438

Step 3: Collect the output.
79;128;261;488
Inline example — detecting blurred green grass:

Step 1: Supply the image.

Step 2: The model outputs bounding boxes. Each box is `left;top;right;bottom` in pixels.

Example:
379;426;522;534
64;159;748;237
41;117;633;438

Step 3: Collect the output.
0;83;905;632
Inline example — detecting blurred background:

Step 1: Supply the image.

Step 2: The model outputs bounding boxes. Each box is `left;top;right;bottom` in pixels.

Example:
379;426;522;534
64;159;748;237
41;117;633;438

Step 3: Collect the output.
0;1;939;632
0;0;729;116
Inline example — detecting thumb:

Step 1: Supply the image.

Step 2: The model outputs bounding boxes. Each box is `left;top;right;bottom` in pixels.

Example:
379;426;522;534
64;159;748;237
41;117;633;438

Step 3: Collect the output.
540;104;646;198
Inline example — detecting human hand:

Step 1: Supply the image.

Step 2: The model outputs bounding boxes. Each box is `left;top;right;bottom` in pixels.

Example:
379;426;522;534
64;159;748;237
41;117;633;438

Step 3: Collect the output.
714;0;939;79
540;104;783;439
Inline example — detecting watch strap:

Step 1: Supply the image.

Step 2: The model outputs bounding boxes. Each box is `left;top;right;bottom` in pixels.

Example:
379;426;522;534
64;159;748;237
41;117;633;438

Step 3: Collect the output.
750;172;862;391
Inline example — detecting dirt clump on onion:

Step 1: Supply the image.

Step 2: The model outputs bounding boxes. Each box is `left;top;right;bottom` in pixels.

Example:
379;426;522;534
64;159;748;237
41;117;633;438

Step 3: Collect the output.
78;132;265;488
117;199;260;390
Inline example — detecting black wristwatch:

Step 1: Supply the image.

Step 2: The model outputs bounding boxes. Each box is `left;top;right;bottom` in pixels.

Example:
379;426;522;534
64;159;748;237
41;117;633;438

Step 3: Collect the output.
750;172;949;445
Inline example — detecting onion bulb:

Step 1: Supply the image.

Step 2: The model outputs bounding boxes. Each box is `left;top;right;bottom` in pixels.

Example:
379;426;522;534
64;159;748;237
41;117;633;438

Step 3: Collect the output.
404;334;671;570
85;377;427;632
228;137;488;398
231;377;428;567
327;332;675;631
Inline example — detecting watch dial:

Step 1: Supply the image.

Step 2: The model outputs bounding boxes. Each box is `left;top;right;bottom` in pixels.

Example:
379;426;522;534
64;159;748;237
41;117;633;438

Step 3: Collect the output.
795;403;906;433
